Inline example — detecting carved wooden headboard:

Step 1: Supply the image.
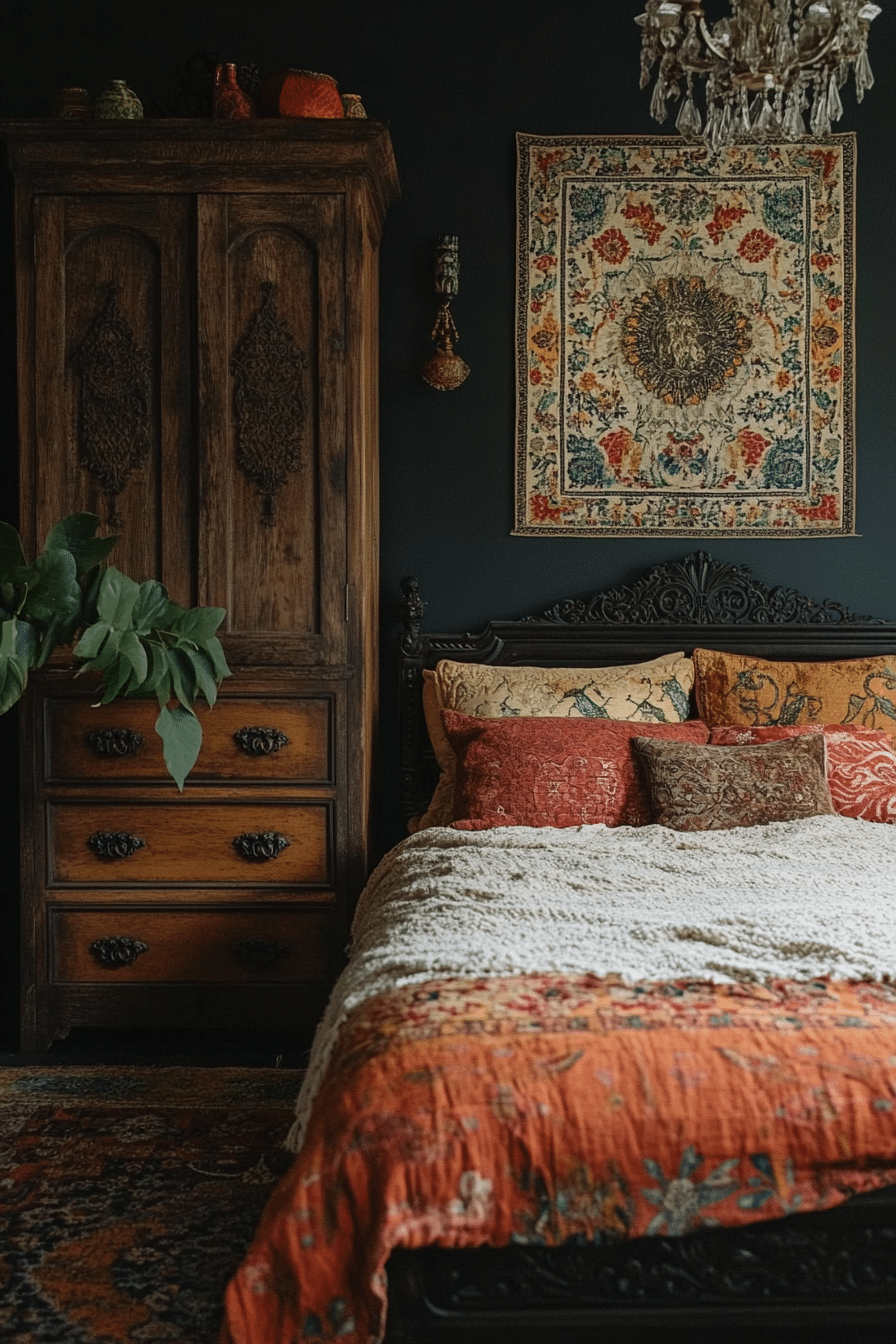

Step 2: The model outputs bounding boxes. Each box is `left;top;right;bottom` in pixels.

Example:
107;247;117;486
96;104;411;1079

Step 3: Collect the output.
396;552;896;823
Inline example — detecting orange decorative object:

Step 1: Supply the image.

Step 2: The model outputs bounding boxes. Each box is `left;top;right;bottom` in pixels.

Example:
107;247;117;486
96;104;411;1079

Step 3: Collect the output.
213;63;255;120
257;69;344;119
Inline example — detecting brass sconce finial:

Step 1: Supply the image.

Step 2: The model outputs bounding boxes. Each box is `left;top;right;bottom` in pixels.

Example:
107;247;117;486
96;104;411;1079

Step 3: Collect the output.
420;235;470;392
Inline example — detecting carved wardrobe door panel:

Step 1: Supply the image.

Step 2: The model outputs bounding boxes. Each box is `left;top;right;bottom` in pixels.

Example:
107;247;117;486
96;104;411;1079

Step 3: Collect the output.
197;193;346;666
27;194;193;606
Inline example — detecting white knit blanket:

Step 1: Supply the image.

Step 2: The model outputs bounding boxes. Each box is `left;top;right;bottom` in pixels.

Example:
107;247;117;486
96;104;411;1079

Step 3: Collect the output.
285;814;896;1151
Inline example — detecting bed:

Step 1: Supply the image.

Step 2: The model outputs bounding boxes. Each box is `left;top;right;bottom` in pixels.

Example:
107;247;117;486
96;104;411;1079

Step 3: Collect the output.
223;552;896;1344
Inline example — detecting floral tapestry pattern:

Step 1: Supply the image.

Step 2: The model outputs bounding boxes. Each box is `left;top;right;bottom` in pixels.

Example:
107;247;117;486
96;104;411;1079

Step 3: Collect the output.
515;134;855;537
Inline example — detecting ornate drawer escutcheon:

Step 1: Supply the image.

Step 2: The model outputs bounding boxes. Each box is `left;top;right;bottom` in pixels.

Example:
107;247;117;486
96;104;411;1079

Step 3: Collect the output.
90;935;149;967
232;831;291;862
87;830;146;859
87;727;144;756
233;726;291;756
230;937;292;969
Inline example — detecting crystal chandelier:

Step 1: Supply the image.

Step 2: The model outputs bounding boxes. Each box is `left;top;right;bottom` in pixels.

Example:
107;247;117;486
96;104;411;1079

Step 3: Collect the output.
636;1;881;149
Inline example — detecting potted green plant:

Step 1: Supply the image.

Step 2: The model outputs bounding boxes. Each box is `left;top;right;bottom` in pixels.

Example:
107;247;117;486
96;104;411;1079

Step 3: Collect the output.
0;513;230;789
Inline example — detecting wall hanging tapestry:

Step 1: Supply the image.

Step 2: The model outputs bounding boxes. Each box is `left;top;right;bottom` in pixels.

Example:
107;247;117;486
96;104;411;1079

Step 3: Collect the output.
515;134;855;538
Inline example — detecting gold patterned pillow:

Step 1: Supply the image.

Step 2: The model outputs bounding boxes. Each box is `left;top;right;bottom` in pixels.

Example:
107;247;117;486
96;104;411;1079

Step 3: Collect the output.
632;734;835;832
694;649;896;743
413;653;695;830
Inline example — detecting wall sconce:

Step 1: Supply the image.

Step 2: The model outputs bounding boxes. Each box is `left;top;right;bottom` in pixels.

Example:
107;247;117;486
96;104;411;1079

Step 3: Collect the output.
420;235;470;392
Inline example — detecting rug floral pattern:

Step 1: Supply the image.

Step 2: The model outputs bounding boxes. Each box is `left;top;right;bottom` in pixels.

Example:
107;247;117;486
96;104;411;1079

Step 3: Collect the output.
0;1067;300;1343
515;134;855;537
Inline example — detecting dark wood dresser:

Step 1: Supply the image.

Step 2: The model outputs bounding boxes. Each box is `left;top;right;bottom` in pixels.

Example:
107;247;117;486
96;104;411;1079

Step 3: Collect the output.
1;120;399;1050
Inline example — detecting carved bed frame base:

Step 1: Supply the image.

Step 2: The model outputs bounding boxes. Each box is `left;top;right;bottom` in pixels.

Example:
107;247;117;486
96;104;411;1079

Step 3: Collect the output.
384;1186;896;1341
391;552;896;1338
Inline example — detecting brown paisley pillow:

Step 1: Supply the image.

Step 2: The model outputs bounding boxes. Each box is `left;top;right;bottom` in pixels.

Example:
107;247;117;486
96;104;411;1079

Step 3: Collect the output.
632;734;835;832
693;648;896;744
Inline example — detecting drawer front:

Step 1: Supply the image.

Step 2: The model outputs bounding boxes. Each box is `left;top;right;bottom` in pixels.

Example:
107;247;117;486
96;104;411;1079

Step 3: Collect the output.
45;696;333;783
48;801;332;886
51;907;332;983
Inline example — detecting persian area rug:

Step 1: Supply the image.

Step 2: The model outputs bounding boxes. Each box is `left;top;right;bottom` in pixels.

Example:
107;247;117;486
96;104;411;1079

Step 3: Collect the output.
0;1065;302;1343
515;133;855;538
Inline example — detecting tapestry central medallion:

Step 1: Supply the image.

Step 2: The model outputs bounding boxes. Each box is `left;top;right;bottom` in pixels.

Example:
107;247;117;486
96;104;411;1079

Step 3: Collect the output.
623;275;752;407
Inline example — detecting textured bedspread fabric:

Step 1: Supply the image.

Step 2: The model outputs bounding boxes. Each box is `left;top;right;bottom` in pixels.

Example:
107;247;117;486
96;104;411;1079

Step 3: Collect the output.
222;817;896;1344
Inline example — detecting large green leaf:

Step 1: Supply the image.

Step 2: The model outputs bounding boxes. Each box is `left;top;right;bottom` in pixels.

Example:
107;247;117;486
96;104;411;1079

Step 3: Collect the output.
183;647;219;708
0;659;28;714
118;630;149;686
44;513;118;578
96;567;140;629
204;635;231;682
154;671;173;709
131;580;170;634
74;620;113;662
98;659;134;704
0;618;29;713
142;641;170;695
169;606;227;645
13;620;39;668
76;626;124;676
154;703;203;791
20;549;81;627
166;646;196;711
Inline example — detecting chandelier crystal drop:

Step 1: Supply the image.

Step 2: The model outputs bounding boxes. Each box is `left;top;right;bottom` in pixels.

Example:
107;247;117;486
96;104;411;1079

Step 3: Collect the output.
636;1;881;149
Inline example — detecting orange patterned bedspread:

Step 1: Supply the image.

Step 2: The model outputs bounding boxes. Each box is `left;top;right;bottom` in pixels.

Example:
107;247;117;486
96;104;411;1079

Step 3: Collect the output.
223;972;896;1343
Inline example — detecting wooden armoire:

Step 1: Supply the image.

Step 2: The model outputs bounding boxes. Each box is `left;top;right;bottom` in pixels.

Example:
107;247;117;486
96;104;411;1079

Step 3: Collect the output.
1;120;399;1051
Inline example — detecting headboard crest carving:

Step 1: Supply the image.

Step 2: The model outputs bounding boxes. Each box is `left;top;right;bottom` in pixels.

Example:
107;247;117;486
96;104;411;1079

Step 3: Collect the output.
536;552;879;627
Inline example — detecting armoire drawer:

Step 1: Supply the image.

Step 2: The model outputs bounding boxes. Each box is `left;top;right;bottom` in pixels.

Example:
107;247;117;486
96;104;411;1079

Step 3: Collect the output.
48;801;332;886
51;907;332;983
44;696;333;783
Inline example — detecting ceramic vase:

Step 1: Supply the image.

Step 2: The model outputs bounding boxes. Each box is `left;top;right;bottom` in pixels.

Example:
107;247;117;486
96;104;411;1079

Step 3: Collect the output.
213;63;255;119
258;69;344;118
52;87;93;118
94;79;143;119
340;93;367;119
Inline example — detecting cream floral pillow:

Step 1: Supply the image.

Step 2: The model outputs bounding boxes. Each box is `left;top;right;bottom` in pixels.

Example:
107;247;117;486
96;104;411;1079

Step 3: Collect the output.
412;653;695;830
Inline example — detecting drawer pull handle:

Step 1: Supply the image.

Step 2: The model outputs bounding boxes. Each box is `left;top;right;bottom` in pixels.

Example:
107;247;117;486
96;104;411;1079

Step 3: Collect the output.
87;728;144;757
233;831;291;862
90;936;149;967
87;830;146;860
233;726;291;756
230;938;291;969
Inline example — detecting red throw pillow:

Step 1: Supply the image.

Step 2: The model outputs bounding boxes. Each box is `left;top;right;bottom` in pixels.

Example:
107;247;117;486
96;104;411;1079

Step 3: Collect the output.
441;710;709;830
708;723;896;824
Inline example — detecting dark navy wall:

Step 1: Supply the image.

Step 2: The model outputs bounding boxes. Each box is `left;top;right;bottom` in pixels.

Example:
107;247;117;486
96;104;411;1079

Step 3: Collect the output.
2;0;895;846
4;2;895;622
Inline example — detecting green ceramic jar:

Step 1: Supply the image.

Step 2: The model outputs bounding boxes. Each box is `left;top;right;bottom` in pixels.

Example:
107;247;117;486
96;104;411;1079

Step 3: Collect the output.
94;79;143;119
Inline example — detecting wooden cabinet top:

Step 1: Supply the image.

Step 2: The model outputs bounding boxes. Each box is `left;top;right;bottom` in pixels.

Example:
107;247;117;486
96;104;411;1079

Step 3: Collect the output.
0;118;400;219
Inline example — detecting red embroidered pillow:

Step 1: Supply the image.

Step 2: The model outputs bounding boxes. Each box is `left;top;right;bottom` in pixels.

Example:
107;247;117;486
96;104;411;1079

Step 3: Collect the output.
441;711;709;830
709;723;896;824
